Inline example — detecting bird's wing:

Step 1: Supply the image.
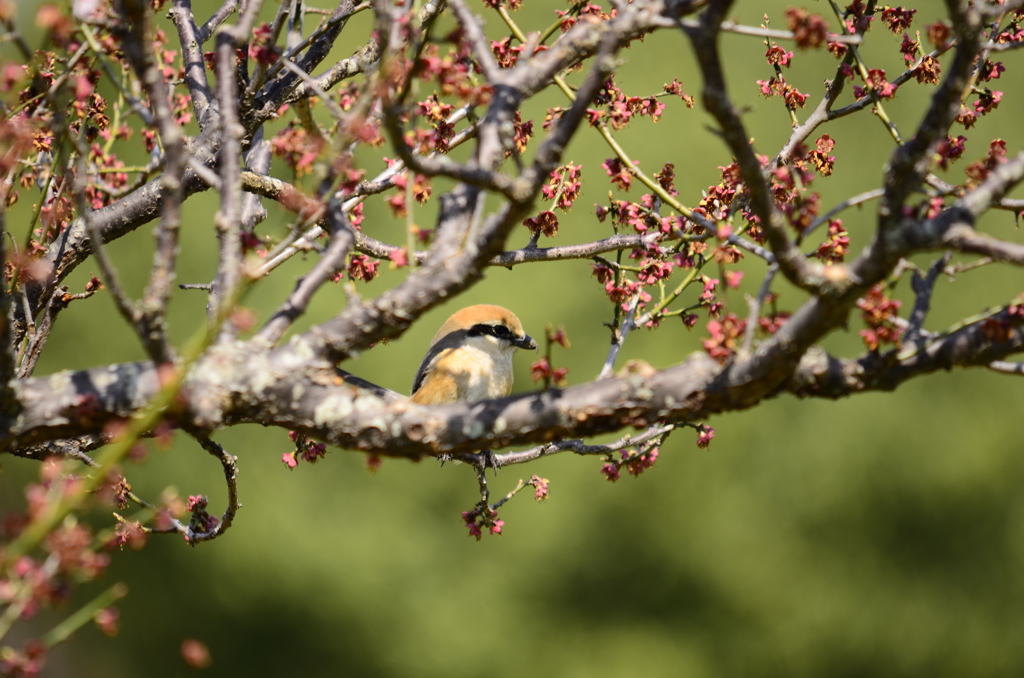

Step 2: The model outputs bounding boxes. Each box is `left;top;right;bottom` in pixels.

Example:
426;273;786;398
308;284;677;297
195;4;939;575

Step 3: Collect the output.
411;349;461;404
411;330;469;396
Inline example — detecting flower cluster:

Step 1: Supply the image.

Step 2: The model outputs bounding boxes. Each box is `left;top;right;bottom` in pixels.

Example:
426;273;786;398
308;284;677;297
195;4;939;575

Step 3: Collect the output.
282;431;328;468
663;79;695;108
185;495;219;536
756;74;810;109
964;139;1008;187
529;475;550;501
785;8;830;49
880;7;916;35
461;506;504;540
270;125;325;177
0;458;132;671
249;21;280;66
765;43;794;68
346;254;381;283
857;285;903;351
531;325;571;388
388;171;432;217
586;77;668;131
414;40;492;106
853;68;897;100
816;219;850;263
702;313;747;363
530;356;569;388
600;445;660;482
936;135;967;171
695;425;716;449
808;135;836;176
542;163;583;211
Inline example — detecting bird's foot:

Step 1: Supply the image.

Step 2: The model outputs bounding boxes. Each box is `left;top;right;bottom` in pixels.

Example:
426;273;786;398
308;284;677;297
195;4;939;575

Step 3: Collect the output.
437;453;453;467
473;449;500;475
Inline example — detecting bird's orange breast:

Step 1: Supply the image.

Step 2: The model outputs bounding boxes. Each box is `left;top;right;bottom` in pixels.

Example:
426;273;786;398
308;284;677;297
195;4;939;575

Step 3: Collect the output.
411;344;514;405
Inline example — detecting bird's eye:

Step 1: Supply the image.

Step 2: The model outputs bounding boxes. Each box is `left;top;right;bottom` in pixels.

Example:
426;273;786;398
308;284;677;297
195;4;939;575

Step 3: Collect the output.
492;325;510;337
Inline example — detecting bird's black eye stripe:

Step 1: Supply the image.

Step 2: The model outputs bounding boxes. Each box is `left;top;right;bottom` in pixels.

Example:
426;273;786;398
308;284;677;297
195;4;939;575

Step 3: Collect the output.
468;323;512;339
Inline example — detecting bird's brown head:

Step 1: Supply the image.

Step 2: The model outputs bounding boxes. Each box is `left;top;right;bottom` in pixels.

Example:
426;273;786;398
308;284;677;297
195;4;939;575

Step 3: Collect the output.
429;305;537;351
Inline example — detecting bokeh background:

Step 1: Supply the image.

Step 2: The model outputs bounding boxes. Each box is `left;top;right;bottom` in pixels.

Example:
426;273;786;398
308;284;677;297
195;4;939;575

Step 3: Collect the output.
3;1;1024;676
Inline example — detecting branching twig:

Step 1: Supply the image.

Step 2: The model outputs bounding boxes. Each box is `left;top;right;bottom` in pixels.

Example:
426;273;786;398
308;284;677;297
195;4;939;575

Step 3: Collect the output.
683;3;839;295
801;188;885;243
741;263;778;354
197;0;239;43
492;424;676;468
598;293;640;379
905;253;950;348
170;0;217;130
256;200;355;344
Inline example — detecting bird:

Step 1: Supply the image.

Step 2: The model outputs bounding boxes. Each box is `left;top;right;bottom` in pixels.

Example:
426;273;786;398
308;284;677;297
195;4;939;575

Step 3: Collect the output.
411;304;537;406
411;305;536;473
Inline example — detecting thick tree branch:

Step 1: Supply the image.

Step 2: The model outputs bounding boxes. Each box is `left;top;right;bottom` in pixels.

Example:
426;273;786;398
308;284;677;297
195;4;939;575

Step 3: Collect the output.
6;298;1021;457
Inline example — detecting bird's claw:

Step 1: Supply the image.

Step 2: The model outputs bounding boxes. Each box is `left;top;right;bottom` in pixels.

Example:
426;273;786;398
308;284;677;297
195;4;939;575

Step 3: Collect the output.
475;449;500;475
437;453;452;468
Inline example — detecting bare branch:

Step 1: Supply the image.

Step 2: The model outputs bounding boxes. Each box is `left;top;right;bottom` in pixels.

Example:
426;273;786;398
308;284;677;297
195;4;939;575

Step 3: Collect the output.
741;263;779;354
286;40;379;103
0;211;15;416
197;0;239;43
82;184;141;337
491;423;676;468
170;0;217;130
486;234;662;268
209;27;245;333
17;286;90;379
801;189;885;242
677;17;862;44
787;303;1024;398
942;225;1024;265
905;253;951;347
256;201;355;345
241;129;271;230
961;149;1024;216
598;294;640;380
251;1;360;129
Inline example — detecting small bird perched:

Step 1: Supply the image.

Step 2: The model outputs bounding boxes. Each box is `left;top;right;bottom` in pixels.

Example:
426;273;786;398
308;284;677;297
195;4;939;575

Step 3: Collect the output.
411;304;537;405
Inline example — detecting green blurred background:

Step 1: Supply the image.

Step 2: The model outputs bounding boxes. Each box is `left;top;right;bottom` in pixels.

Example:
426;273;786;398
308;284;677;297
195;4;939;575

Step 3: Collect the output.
3;1;1024;676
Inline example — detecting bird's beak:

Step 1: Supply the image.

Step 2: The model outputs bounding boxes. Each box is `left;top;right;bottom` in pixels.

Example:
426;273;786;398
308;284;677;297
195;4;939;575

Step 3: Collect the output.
515;334;537;350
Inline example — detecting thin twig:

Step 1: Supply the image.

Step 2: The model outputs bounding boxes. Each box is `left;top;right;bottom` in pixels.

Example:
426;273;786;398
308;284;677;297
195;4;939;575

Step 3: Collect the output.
598;293;640;379
741;263;778;354
676;17;862;44
800;188;885;243
185;434;240;543
904;253;951;347
491;424;676;468
256;200;355;344
197;0;240;43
